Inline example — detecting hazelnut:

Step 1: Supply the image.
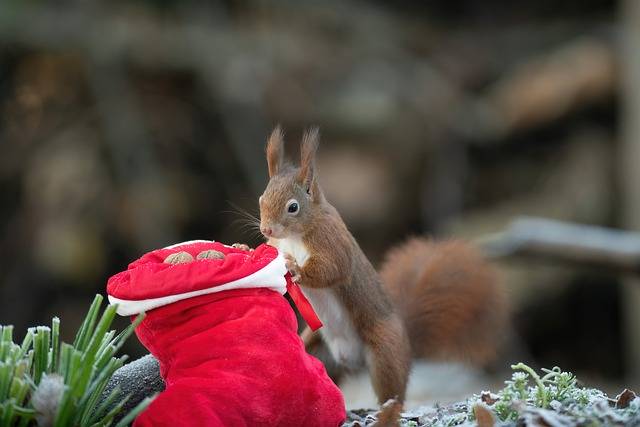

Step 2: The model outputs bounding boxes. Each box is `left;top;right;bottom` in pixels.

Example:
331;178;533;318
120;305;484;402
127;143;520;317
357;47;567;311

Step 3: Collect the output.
196;250;225;260
163;251;194;265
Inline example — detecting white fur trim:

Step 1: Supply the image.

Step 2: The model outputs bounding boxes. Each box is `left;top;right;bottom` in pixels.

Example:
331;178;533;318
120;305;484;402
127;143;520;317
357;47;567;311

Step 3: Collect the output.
108;253;288;316
163;240;215;249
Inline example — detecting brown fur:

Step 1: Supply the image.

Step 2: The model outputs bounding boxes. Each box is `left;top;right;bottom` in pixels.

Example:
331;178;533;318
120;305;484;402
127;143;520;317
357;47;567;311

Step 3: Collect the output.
373;399;403;427
379;237;508;367
265;125;285;177
259;128;411;425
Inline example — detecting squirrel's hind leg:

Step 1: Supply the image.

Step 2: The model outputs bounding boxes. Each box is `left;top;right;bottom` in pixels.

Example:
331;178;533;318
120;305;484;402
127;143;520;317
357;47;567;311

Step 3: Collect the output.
300;326;322;348
364;314;411;426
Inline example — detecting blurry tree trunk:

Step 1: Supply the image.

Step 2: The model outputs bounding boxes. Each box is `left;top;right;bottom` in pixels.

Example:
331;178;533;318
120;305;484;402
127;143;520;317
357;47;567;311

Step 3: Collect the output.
620;0;640;385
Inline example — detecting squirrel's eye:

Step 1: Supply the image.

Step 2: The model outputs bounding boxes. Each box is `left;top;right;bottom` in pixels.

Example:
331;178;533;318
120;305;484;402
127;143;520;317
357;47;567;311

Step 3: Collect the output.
286;200;299;215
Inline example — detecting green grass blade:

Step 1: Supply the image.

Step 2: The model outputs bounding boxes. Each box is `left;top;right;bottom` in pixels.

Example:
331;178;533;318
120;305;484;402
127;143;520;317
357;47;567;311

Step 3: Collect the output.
112;313;145;354
113;395;156;427
57;343;73;382
17;329;33;361
93;396;129;427
91;386;122;424
10;378;29;409
73;295;103;352
0;326;13;362
77;357;123;425
50;317;60;373
1;399;15;427
83;304;117;363
0;363;10;403
32;327;50;385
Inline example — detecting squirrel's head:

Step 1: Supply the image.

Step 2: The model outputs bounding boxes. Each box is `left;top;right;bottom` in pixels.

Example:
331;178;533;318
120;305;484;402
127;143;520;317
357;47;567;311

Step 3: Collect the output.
259;126;324;240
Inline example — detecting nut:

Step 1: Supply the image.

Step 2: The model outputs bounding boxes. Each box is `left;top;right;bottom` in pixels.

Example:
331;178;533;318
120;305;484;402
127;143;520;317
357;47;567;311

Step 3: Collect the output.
196;250;225;260
163;251;194;264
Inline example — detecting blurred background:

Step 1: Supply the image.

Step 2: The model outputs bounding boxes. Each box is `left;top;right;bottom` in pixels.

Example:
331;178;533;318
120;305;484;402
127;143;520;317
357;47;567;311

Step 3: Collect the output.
0;0;637;407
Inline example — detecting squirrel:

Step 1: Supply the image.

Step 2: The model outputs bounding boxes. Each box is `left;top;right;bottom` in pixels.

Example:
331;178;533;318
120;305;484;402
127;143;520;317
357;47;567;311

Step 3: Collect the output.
257;127;508;425
258;126;411;425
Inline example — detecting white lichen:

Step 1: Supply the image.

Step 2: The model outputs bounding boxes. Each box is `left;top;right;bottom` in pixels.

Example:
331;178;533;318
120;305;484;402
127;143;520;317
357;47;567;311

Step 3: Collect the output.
32;373;65;427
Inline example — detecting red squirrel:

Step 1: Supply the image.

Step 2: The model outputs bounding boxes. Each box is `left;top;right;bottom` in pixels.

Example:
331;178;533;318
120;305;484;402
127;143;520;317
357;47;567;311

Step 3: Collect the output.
257;127;508;424
258;127;411;424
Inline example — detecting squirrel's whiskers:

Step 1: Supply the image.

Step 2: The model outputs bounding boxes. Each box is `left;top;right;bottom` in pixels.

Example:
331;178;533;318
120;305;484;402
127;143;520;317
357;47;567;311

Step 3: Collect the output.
226;202;262;240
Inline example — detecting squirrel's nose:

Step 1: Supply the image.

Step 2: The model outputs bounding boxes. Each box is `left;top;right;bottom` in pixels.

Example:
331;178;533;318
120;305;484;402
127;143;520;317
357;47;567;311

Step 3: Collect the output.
261;226;273;237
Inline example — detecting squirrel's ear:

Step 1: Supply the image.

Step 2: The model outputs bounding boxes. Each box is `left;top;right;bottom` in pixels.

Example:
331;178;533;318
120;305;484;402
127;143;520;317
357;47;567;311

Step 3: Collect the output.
266;125;285;177
298;127;321;200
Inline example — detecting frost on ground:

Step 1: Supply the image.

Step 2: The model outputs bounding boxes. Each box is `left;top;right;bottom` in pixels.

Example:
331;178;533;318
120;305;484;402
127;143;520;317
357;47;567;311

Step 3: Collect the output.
106;357;639;426
343;364;640;427
341;361;494;410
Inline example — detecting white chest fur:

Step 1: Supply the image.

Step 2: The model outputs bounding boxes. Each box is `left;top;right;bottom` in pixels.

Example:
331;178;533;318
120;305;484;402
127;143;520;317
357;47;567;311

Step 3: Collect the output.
302;287;363;368
271;236;310;267
270;237;364;368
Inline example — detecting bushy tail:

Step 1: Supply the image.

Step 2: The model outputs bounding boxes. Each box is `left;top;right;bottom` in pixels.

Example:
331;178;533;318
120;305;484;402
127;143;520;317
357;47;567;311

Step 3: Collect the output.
379;237;508;367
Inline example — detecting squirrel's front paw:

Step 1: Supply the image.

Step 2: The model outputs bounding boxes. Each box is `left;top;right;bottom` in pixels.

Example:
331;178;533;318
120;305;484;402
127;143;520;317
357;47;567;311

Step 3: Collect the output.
163;251;194;264
232;243;253;251
284;253;302;283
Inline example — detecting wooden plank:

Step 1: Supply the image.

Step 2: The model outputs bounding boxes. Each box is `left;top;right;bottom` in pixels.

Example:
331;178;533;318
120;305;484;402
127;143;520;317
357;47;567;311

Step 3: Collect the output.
481;217;640;273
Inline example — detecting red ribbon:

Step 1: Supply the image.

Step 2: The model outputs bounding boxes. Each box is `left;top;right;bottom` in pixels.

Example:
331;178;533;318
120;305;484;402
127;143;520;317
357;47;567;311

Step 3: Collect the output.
285;274;323;331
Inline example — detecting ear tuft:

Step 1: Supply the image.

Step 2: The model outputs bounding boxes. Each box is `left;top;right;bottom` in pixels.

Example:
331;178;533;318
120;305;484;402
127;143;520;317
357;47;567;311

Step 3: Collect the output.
266;125;285;177
298;126;321;196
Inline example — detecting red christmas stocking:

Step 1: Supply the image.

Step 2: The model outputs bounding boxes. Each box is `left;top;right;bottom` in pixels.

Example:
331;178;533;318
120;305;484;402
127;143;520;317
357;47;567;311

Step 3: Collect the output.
107;241;345;427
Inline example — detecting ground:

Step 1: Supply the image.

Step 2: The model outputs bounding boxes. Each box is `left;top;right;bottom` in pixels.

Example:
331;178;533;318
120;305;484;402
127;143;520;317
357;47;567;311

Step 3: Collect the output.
342;364;640;427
